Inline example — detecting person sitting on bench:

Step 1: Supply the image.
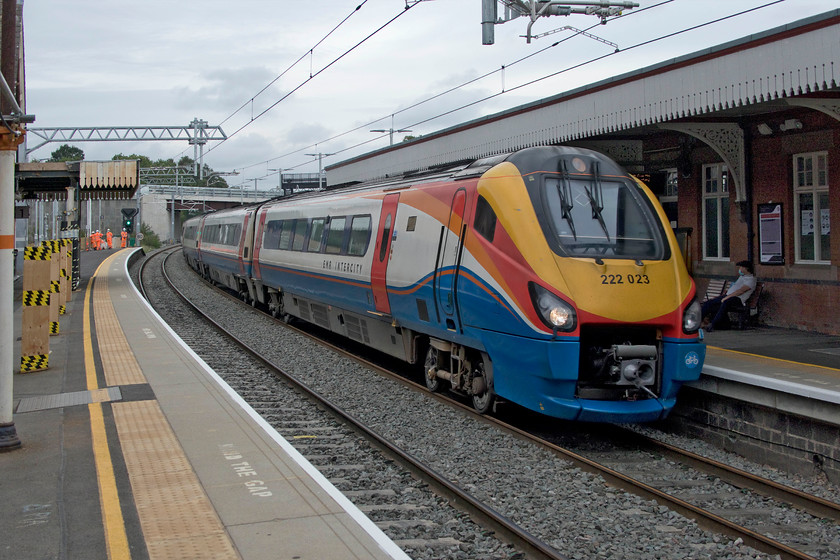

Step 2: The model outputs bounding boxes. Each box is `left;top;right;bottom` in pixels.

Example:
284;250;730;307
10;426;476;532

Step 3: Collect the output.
701;260;756;333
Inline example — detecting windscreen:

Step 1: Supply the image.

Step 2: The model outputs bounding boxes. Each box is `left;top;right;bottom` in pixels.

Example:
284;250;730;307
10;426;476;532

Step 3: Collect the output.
542;175;665;260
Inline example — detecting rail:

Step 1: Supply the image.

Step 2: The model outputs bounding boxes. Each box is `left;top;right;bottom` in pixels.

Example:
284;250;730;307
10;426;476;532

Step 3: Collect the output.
159;248;838;560
155;249;569;560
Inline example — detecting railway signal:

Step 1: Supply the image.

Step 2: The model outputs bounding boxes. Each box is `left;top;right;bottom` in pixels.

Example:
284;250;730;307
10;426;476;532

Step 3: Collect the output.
121;208;138;233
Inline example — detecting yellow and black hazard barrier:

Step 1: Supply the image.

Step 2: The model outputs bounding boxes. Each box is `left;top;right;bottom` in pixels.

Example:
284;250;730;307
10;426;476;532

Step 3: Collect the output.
22;290;50;307
24;246;51;260
20;245;52;373
39;241;63;337
21;354;49;373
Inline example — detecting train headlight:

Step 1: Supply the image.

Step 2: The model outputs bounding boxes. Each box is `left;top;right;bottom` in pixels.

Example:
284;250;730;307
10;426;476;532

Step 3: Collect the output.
529;283;576;332
683;299;702;334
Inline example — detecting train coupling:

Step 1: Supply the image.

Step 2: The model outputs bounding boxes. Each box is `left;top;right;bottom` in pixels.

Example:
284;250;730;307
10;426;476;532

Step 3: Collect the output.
609;344;657;388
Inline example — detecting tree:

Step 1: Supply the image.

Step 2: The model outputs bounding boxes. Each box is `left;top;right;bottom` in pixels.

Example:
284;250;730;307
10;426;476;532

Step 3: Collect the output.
49;144;85;162
111;152;229;188
112;153;156;168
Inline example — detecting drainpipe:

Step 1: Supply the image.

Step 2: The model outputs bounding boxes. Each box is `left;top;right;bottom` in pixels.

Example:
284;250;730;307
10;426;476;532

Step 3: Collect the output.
741;120;755;265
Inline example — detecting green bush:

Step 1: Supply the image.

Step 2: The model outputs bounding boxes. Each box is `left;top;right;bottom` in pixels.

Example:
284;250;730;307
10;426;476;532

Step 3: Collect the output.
139;223;162;250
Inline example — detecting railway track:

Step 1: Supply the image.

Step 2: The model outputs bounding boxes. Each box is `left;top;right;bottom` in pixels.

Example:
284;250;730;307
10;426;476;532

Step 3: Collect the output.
139;247;551;560
137;247;840;560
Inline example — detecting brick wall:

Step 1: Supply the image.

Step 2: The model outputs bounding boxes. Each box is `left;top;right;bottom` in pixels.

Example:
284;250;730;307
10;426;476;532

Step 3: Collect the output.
666;387;840;485
678;112;840;334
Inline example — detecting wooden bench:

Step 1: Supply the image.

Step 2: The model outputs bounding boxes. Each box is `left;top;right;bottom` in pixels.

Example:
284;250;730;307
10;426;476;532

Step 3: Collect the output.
727;281;764;329
702;278;729;302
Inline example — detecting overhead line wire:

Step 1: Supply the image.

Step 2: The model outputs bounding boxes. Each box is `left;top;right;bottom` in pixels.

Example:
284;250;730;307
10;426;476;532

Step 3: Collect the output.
225;0;787;181
218;1;370;128
235;0;675;173
169;1;370;163
308;0;788;164
204;0;429;158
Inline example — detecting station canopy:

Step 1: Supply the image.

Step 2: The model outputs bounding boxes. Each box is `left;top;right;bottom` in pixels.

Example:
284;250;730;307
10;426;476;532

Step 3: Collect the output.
17;160;140;200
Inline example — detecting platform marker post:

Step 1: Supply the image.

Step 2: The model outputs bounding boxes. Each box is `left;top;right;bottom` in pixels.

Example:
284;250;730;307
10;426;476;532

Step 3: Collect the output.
62;238;72;303
42;241;61;333
20;246;51;372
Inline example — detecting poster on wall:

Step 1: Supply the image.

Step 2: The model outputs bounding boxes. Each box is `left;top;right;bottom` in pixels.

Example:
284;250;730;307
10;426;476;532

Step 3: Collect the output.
758;203;784;265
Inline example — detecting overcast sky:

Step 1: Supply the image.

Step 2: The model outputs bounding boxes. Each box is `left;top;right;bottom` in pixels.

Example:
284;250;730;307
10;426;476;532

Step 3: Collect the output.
23;0;837;188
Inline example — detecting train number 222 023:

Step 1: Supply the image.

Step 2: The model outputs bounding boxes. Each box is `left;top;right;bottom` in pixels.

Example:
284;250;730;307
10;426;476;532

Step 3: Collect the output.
601;273;651;285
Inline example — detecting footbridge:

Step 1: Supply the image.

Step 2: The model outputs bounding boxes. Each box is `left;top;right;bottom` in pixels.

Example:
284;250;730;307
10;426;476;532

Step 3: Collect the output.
138;172;323;241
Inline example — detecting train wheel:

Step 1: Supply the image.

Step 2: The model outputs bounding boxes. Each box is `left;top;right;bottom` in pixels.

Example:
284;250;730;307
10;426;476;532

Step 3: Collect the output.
424;346;447;393
471;360;495;414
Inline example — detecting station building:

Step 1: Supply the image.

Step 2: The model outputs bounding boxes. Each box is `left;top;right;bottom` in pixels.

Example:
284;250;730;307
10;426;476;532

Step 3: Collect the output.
327;9;840;335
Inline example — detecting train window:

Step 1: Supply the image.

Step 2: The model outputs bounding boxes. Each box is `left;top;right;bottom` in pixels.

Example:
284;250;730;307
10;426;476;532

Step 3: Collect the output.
378;214;392;262
325;217;347;254
474;196;497;242
348;215;371;256
308;218;326;252
542;176;664;259
291;220;308;251
277;220;293;250
224;224;233;245
263;220;282;249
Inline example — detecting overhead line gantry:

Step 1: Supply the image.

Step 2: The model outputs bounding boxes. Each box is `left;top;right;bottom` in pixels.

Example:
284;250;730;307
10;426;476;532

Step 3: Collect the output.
25;118;226;179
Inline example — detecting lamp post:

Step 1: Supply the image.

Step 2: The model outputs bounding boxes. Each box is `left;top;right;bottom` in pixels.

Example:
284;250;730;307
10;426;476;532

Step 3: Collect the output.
304;153;334;190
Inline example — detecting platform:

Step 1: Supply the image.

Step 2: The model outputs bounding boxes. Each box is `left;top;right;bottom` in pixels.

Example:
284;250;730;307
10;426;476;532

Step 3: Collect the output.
697;328;840;425
3;247;408;560
3;248;840;559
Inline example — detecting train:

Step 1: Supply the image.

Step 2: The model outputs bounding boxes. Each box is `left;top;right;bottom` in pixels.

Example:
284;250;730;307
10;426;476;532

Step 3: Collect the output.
182;146;705;423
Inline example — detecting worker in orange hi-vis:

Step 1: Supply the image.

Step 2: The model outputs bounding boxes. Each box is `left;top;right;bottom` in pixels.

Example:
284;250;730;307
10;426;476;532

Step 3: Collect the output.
106;229;113;249
93;230;101;250
89;232;95;251
120;228;128;248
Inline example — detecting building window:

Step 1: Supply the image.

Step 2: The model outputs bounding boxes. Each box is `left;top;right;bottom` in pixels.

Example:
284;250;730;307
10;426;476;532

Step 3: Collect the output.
702;163;729;260
794;152;829;263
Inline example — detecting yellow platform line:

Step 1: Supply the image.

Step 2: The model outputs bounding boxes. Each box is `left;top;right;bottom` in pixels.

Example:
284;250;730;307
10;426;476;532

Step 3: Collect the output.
84;254;131;560
708;345;840;373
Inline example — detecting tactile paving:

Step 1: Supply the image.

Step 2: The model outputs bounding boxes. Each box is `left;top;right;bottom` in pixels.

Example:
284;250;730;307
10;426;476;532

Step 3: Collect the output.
112;400;240;560
93;277;147;387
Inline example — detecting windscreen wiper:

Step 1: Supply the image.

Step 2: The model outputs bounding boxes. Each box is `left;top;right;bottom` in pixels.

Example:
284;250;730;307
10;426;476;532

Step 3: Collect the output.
586;161;610;242
557;159;577;240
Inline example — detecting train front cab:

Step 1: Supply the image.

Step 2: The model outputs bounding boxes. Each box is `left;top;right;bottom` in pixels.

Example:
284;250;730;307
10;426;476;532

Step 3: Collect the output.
462;147;705;423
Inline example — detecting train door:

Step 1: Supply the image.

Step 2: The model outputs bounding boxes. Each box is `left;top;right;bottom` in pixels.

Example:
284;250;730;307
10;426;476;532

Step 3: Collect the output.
371;193;400;314
435;188;466;331
237;210;254;275
252;209;268;280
